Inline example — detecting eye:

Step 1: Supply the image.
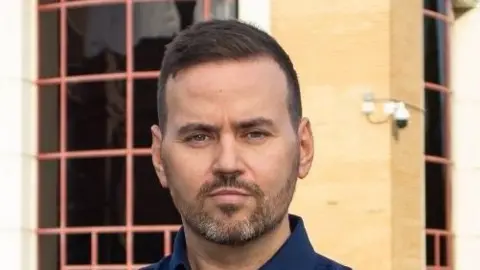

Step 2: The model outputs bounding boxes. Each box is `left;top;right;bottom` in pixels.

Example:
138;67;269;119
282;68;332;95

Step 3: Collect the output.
245;131;269;140
185;134;210;142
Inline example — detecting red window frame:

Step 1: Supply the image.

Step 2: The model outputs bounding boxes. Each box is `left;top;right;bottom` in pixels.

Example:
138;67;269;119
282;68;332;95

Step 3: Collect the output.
423;2;453;269
36;0;217;269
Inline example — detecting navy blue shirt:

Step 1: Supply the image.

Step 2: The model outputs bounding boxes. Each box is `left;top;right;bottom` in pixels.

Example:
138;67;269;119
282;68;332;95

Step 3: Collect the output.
141;215;351;270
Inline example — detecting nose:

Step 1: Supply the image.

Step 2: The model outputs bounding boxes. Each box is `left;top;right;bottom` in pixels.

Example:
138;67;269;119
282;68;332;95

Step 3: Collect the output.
212;135;243;175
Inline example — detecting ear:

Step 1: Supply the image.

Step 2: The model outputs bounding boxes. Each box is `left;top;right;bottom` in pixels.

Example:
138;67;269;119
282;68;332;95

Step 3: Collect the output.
151;125;168;188
297;118;314;179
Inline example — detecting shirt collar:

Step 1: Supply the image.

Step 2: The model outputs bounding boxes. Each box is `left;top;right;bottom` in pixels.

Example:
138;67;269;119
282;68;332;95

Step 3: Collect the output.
169;226;188;270
169;214;317;270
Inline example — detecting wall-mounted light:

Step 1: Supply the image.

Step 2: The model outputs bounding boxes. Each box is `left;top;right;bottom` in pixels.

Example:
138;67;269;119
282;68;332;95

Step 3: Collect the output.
361;92;424;140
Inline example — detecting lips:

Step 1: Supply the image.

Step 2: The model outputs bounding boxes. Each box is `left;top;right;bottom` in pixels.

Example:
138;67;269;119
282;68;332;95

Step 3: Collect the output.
208;188;250;196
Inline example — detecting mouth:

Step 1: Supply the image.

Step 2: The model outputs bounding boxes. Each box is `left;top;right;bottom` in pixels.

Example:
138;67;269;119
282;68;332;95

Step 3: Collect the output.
208;188;250;197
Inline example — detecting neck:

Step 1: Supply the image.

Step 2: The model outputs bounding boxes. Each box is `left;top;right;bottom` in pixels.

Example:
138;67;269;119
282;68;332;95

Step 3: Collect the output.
183;215;291;270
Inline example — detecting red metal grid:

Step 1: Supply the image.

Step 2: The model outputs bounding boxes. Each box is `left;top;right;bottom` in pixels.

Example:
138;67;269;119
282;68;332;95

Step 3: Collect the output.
36;0;213;269
424;1;453;269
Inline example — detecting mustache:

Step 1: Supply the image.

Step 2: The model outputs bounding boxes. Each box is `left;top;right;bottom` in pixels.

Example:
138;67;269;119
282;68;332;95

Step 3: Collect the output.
197;173;264;198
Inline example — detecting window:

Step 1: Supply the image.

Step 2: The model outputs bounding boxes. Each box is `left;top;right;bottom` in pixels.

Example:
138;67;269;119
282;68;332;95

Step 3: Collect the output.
37;1;237;269
423;0;452;269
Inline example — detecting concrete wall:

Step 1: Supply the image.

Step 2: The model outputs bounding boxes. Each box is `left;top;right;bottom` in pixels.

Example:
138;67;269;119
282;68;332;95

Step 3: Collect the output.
0;0;38;269
270;1;424;269
452;7;480;270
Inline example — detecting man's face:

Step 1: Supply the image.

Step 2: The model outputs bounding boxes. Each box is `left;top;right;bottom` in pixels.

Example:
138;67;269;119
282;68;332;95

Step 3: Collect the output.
151;57;314;246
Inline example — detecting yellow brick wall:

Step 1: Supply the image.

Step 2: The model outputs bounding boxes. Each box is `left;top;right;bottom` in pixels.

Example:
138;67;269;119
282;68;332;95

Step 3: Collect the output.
270;1;424;269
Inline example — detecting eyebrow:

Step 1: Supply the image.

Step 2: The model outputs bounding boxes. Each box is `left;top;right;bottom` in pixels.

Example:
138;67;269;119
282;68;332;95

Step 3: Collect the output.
177;123;219;136
235;117;275;130
176;117;276;136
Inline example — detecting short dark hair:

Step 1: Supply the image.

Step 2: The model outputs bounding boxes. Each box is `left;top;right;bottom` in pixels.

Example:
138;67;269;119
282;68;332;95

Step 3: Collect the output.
157;19;302;132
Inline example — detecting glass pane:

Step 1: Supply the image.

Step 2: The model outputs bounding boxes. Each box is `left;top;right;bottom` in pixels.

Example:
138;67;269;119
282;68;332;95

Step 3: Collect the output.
424;89;448;157
98;233;126;264
132;0;237;71
424;0;447;14
424;16;447;86
440;235;449;266
133;156;181;225
134;232;165;264
133;79;157;148
67;4;127;76
39;85;61;153
67;234;91;265
196;0;237;20
66;80;126;151
425;162;447;229
39;234;60;270
66;157;126;227
425;234;435;266
39;10;60;78
132;1;186;71
39;160;60;228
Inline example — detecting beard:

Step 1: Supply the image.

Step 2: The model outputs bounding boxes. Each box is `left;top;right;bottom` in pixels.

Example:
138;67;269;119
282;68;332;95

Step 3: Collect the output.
164;155;299;247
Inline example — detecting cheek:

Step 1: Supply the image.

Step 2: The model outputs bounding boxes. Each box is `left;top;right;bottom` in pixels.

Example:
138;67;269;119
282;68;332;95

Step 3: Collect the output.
244;141;297;191
163;146;212;198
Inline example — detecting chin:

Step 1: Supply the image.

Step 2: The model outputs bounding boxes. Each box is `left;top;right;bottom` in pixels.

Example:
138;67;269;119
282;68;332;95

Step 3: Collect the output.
213;207;251;220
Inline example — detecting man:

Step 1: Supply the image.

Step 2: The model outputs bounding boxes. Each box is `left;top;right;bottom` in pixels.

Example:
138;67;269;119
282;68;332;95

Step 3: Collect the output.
146;19;351;270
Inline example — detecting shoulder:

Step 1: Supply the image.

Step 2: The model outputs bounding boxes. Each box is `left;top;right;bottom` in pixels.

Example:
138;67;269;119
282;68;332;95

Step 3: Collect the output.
139;255;173;270
313;253;353;270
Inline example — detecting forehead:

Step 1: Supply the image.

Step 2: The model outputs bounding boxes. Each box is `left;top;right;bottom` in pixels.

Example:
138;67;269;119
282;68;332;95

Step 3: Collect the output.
164;57;290;126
